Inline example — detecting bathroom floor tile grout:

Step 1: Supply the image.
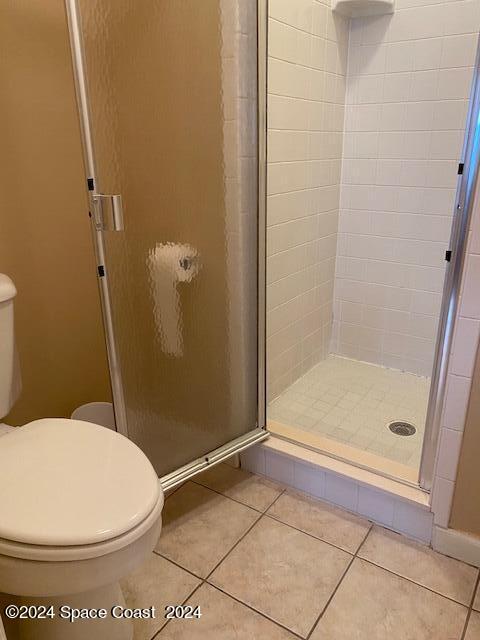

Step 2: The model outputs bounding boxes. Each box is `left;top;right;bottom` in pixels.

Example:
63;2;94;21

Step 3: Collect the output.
306;523;373;639
264;496;456;586
354;556;474;609
190;477;283;513
304;509;479;606
154;519;474;624
263;509;365;555
209;581;306;639
152;550;204;581
473;573;480;608
228;502;477;612
166;479;475;606
149;519;474;640
150;579;205;640
187;475;369;559
153;487;287;582
150;489;289;639
203;489;288;582
151;480;480;640
200;492;365;639
150;478;476;639
460;572;480;640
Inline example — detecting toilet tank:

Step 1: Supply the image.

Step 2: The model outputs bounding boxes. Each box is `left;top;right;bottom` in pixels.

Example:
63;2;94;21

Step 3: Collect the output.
0;274;21;419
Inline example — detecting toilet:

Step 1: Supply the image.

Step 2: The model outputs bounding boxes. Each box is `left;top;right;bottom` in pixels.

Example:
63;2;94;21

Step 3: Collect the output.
0;274;164;640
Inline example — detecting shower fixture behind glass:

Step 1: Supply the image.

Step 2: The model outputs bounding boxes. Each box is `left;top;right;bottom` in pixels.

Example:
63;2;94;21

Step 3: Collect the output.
66;0;268;488
265;1;480;489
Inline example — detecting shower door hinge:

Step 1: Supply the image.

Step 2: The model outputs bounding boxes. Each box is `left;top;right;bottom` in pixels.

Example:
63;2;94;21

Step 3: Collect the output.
445;250;452;262
458;163;464;175
97;265;105;277
92;194;124;232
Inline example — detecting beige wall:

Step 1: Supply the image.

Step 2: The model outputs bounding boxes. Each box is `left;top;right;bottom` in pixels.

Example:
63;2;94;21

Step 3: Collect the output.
450;343;480;536
0;0;111;425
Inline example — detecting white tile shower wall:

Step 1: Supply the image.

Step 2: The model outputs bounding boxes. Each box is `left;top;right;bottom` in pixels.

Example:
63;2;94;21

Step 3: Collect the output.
332;1;479;376
266;0;350;401
432;170;480;528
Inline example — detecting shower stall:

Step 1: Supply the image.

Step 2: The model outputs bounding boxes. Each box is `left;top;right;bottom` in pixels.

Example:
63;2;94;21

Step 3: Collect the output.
265;0;480;488
66;0;479;495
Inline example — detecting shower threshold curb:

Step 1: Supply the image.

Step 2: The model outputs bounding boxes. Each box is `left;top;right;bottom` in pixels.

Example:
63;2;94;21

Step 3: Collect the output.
241;436;433;544
268;419;419;486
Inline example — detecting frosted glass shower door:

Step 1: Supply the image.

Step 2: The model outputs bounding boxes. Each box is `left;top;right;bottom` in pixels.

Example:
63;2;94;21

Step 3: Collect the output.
66;0;265;480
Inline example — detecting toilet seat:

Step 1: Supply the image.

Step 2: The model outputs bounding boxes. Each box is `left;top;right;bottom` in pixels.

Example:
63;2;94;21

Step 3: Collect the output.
0;418;162;550
0;491;164;562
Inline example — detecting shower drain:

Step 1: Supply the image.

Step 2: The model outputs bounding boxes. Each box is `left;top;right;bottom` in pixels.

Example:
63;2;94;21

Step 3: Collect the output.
387;421;416;437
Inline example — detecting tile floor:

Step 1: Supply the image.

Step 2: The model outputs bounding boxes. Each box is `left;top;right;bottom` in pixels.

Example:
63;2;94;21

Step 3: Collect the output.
268;355;431;469
122;463;480;640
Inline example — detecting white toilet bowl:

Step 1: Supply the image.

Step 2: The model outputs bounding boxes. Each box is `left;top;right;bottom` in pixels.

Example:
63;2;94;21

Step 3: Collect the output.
0;419;164;640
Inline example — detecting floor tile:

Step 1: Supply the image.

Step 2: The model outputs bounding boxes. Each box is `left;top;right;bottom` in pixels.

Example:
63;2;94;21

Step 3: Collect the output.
121;553;200;640
157;583;296;639
465;611;480;640
310;558;467;640
267;489;371;553
473;582;480;611
155;482;259;578
194;463;283;511
359;526;478;605
474;583;480;611
209;516;351;638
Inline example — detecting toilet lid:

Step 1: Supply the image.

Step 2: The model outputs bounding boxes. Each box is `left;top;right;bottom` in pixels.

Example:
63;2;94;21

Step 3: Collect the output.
0;419;161;546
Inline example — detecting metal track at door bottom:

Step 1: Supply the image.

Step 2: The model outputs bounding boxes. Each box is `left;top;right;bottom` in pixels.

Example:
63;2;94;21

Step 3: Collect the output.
160;427;269;491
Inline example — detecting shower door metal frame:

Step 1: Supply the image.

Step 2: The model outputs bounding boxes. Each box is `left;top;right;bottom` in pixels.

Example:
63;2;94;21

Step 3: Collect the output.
65;0;129;436
418;35;480;492
257;0;268;438
65;0;269;488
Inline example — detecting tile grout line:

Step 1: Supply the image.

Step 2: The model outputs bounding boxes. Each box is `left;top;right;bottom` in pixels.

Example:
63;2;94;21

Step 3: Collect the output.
356;555;478;609
189;478;279;514
152;550;204;582
460;572;480;640
204;489;288;582
223;516;376;639
180;485;374;637
150;580;205;640
203;487;326;640
153;485;286;583
209;582;305;640
263;509;367;555
190;475;475;584
151;475;474;638
241;487;477;609
151;490;288;639
306;523;374;639
151;532;472;640
164;480;472;610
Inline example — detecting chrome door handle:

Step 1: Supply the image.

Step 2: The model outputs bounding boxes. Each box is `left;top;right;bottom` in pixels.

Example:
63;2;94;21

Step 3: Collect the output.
92;194;124;231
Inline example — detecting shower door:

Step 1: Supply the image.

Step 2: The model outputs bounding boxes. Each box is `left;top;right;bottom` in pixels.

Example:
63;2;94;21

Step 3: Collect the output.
66;0;267;484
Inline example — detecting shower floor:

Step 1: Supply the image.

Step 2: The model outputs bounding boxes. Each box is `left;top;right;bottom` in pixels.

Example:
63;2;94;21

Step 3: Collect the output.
268;355;430;471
